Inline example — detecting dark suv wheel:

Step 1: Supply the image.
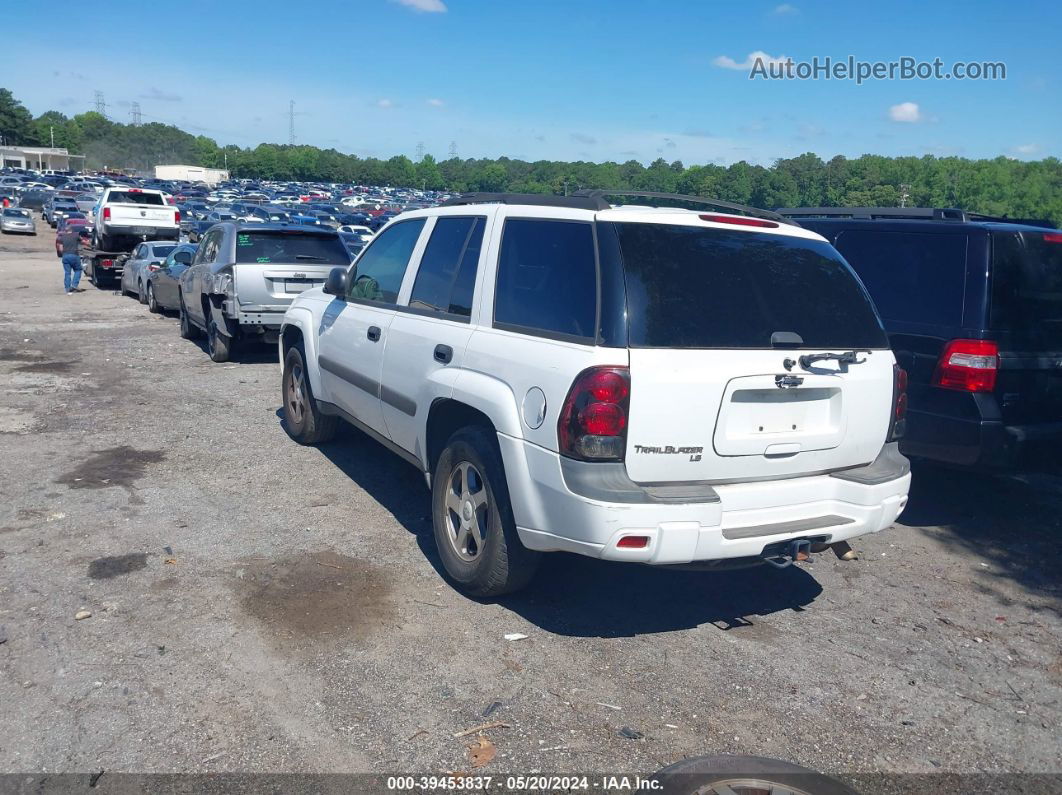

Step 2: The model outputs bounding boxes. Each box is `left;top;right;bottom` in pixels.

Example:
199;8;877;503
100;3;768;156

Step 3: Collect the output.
431;426;540;596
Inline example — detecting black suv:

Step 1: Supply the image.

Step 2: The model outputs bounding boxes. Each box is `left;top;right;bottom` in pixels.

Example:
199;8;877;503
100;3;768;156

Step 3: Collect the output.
780;207;1062;468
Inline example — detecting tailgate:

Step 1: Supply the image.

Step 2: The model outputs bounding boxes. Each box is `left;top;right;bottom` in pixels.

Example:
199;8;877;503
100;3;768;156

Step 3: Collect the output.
234;263;335;306
624;349;894;483
109;204;176;226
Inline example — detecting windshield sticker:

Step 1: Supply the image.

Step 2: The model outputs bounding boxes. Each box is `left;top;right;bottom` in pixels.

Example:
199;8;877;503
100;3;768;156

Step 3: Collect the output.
237;234;253;246
257;257;270;263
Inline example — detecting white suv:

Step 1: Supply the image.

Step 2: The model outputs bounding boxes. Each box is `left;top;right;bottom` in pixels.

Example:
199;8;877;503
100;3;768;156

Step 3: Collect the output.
279;192;911;596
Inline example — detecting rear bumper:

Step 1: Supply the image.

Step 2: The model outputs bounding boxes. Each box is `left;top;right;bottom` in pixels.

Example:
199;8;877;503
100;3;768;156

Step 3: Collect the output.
902;408;1062;468
102;225;179;241
500;436;911;565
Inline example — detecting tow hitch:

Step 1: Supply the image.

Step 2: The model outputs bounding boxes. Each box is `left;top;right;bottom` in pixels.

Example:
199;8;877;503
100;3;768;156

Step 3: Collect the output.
762;538;812;569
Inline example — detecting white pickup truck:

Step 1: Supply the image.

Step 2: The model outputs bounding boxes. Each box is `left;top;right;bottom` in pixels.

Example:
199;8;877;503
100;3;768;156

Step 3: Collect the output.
92;187;180;251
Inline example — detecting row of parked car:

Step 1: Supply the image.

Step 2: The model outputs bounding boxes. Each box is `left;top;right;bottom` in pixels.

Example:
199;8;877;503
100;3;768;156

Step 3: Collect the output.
91;189;1060;596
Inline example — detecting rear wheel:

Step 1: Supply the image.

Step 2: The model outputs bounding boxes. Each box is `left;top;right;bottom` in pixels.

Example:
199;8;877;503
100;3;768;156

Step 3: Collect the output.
146;283;160;313
431;426;540;597
206;316;233;363
282;345;337;444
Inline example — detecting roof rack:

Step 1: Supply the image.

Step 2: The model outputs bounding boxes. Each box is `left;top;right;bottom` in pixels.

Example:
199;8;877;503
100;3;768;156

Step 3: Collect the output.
442;191;794;224
575;190;793;224
777;206;1056;228
441;192;609;211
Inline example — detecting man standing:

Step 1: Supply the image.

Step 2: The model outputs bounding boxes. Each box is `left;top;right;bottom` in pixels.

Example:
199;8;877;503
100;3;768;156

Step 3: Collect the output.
60;225;86;294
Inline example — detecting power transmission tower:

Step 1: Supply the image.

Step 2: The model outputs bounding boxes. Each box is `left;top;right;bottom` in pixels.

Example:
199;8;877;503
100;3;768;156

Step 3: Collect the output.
130;102;142;126
288;100;296;146
899;183;911;208
94;91;107;117
415;141;425;161
448;141;458;159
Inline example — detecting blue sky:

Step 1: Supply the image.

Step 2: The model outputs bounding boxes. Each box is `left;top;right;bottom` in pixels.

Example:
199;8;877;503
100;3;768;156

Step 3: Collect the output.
1;0;1058;165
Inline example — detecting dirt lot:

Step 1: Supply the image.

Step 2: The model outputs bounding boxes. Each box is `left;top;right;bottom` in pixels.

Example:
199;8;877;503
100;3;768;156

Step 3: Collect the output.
0;218;1060;789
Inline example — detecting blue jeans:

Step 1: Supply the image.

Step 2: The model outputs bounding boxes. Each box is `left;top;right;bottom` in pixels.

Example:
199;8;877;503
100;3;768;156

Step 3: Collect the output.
62;253;82;291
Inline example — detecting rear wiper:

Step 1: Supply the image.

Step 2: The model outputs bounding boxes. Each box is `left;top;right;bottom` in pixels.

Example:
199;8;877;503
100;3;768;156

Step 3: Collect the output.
797;350;871;369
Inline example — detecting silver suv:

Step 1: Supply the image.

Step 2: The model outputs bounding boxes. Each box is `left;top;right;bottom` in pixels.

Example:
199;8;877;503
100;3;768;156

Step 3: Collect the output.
177;223;352;362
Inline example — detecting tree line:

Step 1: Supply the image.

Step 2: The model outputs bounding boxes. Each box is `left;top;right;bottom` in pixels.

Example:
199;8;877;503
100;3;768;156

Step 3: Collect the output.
2;88;1059;223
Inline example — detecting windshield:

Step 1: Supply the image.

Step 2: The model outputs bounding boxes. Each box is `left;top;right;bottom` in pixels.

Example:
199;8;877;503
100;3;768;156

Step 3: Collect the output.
3;209;30;218
603;221;888;349
991;230;1062;350
234;231;350;265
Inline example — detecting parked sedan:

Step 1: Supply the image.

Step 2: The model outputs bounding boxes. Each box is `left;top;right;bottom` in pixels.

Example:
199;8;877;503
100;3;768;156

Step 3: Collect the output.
74;193;98;215
145;243;197;313
0;207;36;235
121;241;179;303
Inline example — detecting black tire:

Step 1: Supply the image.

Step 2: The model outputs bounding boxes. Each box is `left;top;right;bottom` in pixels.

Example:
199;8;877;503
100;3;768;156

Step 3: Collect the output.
138;279;147;304
89;265;99;288
206;315;233;363
146;283;160;313
178;293;201;339
431;426;540;597
281;344;337;445
651;755;858;795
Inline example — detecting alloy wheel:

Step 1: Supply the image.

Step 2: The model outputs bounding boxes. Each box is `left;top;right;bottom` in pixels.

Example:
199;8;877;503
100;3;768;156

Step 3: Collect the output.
443;461;489;562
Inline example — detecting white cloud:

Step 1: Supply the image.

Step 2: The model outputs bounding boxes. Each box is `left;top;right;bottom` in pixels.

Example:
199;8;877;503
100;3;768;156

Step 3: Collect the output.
888;102;922;123
376;98;394;109
426;98;445;107
1011;143;1040;156
391;0;446;11
712;51;789;71
772;3;798;14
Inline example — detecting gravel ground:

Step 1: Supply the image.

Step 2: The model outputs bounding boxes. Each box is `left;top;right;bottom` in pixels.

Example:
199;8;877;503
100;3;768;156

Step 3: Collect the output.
0;219;1060;790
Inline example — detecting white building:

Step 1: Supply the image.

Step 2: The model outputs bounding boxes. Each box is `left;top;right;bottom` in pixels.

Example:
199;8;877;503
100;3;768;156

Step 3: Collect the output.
0;146;85;172
154;164;229;186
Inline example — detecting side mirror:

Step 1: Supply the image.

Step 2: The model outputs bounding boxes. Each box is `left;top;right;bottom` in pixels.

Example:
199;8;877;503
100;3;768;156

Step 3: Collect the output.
323;267;348;297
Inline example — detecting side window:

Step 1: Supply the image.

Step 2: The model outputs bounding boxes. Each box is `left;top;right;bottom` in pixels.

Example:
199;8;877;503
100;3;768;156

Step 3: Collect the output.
194;230;220;265
494;219;597;339
833;230;969;326
348;218;426;304
408;216;485;318
133;244;144;258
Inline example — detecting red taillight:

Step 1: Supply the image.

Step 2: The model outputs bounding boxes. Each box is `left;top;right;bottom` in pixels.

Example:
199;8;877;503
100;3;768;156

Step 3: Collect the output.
889;365;908;441
617;535;649;549
558;366;631;461
103;207;111;220
1043;232;1062;243
175;210;181;224
699;213;779;229
933;339;999;393
148;263;161;272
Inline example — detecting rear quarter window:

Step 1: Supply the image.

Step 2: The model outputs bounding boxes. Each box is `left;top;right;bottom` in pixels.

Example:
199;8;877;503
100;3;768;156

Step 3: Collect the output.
494;219;597;340
832;229;968;327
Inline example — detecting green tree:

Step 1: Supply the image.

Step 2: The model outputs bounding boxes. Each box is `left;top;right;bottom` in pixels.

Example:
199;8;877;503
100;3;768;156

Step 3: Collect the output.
0;88;38;146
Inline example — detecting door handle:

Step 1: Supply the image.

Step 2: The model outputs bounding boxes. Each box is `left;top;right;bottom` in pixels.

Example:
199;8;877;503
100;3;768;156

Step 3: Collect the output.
367;326;381;342
434;344;453;364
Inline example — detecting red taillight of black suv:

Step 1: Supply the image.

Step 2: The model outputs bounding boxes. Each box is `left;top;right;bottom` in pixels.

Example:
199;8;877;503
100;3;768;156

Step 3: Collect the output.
558;366;631;461
889;365;908;441
933;339;999;393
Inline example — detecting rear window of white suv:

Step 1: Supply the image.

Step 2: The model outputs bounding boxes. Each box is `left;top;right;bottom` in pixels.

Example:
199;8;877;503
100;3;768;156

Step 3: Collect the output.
603;222;888;349
106;191;166;206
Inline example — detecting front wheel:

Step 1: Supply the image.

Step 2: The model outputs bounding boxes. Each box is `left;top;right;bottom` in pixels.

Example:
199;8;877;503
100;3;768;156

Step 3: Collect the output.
431;426;540;597
138;279;147;304
178;293;201;340
282;345;337;444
